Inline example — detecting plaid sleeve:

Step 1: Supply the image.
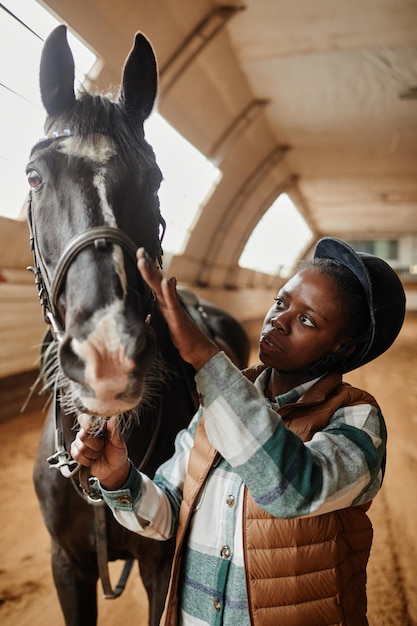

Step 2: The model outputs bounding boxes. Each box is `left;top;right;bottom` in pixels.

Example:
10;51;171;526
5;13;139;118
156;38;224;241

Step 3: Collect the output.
196;352;386;518
100;412;200;538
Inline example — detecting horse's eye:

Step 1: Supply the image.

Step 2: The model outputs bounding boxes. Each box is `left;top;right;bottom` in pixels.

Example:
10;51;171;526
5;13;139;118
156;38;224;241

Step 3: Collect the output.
27;170;43;190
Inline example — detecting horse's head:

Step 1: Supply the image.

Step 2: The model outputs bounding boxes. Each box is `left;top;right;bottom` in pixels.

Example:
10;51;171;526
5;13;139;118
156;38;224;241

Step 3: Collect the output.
27;25;165;418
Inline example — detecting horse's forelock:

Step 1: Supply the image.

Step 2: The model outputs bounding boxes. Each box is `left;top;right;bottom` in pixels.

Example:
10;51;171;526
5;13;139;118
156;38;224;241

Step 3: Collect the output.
55;92;158;170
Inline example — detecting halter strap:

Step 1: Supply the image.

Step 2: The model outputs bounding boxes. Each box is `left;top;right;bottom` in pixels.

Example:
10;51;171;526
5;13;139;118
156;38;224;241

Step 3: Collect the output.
34;128;72;146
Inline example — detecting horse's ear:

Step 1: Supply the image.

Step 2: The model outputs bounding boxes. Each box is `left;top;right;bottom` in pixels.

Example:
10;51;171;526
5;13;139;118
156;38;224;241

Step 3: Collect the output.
121;33;158;122
40;25;76;116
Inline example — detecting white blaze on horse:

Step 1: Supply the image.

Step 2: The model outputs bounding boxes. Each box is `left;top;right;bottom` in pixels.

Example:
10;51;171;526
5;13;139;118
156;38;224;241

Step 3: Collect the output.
29;25;249;626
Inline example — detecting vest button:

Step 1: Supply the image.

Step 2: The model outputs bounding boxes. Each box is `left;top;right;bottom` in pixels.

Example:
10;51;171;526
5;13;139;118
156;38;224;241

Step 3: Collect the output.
213;598;221;611
226;494;235;507
116;495;131;505
220;545;231;559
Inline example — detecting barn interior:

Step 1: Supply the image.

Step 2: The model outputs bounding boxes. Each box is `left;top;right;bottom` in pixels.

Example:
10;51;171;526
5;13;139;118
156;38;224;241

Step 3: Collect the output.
0;1;416;625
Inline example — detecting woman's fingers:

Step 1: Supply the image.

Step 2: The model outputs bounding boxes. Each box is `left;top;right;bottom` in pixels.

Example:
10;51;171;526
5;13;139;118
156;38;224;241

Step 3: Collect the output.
77;427;105;450
137;248;166;301
70;430;103;466
137;248;189;332
71;415;109;465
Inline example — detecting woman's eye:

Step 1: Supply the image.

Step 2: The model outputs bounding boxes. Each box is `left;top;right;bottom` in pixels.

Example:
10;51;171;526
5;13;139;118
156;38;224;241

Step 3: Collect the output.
27;170;43;190
274;297;285;308
300;314;315;328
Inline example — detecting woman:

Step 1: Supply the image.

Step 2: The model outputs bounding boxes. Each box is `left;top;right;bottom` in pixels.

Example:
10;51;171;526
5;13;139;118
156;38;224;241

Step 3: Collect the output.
71;237;405;626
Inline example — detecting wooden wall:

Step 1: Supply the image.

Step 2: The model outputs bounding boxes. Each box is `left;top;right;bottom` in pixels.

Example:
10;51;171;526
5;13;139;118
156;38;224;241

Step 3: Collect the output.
0;276;45;378
0;217;44;379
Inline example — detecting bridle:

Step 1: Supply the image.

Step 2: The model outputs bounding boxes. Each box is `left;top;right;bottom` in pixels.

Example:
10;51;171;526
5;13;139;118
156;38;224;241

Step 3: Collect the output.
27;127;167;469
26;128;167;469
27;129;166;340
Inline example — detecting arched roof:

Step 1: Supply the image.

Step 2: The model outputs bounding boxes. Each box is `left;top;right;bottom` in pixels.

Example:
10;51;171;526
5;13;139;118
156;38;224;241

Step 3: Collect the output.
3;0;417;287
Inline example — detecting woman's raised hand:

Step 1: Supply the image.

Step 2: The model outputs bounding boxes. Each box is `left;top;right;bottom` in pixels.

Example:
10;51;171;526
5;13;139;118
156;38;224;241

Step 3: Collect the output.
137;248;219;371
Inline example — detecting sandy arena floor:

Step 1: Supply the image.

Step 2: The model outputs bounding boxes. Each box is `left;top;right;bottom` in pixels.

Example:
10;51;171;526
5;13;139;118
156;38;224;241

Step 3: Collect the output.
0;314;416;625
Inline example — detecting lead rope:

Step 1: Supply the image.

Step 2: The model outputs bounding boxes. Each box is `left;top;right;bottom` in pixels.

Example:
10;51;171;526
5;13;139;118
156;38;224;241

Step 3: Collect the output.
78;396;163;599
42;371;133;598
95;503;134;598
76;395;163;599
47;370;163;599
43;305;161;599
75;465;134;598
76;462;134;599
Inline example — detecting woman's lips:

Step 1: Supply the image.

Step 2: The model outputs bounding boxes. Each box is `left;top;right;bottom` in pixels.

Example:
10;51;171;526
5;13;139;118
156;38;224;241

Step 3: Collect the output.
260;334;283;353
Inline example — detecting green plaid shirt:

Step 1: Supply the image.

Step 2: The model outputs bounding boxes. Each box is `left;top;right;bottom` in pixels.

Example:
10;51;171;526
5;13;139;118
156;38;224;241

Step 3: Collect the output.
102;352;386;625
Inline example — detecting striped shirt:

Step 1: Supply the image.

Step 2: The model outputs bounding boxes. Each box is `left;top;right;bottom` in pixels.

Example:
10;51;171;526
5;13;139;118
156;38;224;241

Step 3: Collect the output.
101;352;386;626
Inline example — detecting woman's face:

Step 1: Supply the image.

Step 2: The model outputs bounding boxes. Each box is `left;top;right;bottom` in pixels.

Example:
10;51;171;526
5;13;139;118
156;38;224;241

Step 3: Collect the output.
259;268;349;373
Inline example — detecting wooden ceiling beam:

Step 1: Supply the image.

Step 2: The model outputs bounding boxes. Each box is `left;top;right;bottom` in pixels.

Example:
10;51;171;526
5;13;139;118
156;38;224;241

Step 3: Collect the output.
159;5;245;100
208;98;269;163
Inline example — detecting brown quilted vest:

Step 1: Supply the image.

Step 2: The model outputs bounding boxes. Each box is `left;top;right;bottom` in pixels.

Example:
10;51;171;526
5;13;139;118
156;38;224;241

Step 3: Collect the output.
161;370;381;626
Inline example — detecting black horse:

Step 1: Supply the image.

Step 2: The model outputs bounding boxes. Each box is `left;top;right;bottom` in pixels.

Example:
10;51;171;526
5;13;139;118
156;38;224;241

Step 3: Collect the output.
29;26;249;626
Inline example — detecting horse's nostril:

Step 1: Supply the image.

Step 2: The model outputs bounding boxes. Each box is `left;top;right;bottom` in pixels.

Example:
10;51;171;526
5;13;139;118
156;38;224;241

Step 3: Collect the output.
59;337;86;384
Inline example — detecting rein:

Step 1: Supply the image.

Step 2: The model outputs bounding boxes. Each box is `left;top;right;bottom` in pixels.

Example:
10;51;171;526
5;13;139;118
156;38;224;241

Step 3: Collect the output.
27;129;167;599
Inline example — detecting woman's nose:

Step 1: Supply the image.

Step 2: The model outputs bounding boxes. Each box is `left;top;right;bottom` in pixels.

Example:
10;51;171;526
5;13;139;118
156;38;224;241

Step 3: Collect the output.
271;311;290;333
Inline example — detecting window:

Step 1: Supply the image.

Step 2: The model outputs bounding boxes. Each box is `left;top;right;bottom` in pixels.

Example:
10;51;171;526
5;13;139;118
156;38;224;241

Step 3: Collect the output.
239;193;312;277
346;239;398;260
0;1;220;258
0;1;98;220
144;115;221;255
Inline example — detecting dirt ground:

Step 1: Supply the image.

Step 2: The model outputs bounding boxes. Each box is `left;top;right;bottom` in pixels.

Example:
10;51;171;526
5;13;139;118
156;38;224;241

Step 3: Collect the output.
0;314;416;626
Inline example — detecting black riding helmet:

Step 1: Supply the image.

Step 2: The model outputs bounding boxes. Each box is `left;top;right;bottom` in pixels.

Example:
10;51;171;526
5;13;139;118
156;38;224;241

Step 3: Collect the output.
301;237;406;377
